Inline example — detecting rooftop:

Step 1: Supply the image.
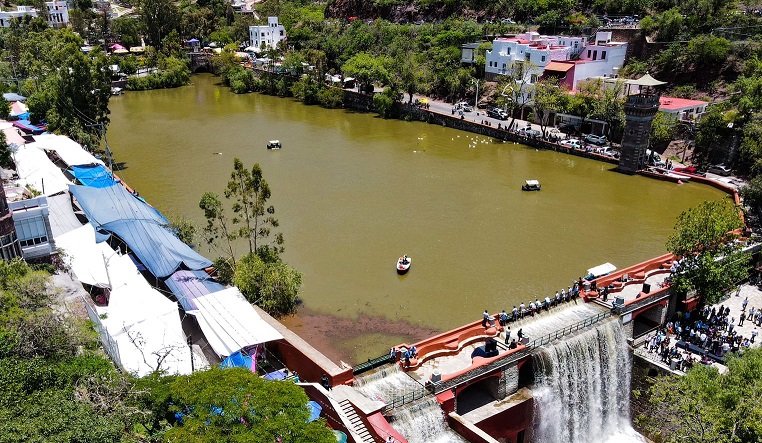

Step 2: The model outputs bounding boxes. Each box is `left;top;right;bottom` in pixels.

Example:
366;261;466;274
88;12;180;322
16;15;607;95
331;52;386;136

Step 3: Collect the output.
659;96;709;111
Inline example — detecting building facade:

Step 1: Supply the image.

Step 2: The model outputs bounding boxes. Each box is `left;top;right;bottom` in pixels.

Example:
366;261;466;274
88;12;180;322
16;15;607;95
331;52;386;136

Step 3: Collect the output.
658;97;708;122
485;32;586;81
0;2;69;28
0;186;20;261
249;17;286;50
9;196;55;260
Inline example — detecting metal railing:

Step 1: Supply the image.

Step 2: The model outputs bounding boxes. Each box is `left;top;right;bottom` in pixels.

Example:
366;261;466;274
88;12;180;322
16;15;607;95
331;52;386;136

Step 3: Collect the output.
383;310;616;411
83;295;122;370
353;354;393;375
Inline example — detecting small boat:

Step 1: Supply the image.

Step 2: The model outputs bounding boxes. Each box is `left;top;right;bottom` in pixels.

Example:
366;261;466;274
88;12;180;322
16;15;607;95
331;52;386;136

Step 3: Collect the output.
267;140;282;150
522;179;541;191
397;255;411;274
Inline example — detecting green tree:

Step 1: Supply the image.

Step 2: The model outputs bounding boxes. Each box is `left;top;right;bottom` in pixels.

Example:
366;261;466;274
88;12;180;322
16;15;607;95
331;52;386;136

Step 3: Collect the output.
638;348;762;443
532;78;565;138
695;107;733;167
224;159;284;259
199;192;237;265
666;199;749;305
650;112;678;149
140;0;179;48
165;367;334;443
373;86;397;118
233;252;302;317
341;52;389;93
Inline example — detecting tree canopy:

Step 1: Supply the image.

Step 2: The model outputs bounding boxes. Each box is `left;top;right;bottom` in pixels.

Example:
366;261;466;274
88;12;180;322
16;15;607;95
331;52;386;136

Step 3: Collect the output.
666;199;749;305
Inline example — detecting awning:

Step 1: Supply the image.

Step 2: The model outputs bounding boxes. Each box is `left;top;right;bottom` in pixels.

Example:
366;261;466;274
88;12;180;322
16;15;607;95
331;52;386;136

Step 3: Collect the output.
55;223;113;287
13;143;71;195
187;287;283;357
33;134;103;167
165;269;227;311
544;61;574;72
70;164;118;188
13;119;45;134
68;183;212;278
3;92;26;102
587;262;616;278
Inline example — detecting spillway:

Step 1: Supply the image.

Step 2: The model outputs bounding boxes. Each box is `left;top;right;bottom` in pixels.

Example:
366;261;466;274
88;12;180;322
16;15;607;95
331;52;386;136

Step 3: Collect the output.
389;398;468;443
532;319;644;443
354;364;421;404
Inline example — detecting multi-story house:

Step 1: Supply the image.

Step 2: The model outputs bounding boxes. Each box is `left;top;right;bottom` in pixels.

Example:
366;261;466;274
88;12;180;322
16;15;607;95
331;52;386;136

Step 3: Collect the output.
249;17;286;51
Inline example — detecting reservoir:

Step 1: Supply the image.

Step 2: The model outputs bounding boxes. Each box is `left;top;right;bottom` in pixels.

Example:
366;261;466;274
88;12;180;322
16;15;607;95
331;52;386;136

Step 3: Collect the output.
107;74;724;362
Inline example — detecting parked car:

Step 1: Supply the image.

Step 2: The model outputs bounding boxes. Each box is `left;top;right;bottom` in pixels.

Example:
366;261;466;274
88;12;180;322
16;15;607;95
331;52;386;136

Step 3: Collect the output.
501;18;516;24
559;139;582;149
517;127;541;138
673;166;706;176
455;102;473;112
558;123;579;135
487;108;508;120
708;164;732;176
584;134;608;146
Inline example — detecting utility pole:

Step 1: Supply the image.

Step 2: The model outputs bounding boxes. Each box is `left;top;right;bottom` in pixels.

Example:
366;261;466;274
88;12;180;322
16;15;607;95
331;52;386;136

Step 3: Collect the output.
187;335;195;372
86;122;113;173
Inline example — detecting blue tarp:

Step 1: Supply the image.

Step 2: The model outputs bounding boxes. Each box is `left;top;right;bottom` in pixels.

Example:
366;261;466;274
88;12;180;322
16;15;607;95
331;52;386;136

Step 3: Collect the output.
68;184;212;278
13;119;44;134
307;401;322;422
165;269;227;311
11;112;30;120
220;350;253;370
70;164;119;188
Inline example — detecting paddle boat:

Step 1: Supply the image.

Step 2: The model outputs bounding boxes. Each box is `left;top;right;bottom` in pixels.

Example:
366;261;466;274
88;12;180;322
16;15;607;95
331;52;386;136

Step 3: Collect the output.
267;140;282;150
522;179;541;191
397;255;411;274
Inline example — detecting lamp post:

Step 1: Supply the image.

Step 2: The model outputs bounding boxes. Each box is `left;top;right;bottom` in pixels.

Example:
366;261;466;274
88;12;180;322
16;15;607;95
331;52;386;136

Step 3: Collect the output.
471;78;480;108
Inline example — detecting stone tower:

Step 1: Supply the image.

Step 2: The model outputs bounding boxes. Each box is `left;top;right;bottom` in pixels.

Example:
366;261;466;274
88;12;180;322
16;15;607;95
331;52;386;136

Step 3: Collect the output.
617;74;666;174
0;185;20;260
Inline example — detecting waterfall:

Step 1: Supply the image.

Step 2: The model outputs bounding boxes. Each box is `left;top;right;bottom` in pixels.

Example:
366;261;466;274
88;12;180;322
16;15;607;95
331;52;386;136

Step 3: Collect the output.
354;365;421;404
533;319;645;443
389;398;468;443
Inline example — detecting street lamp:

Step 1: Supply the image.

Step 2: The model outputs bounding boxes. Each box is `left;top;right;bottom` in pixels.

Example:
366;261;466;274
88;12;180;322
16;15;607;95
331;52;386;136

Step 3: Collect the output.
471;78;480;108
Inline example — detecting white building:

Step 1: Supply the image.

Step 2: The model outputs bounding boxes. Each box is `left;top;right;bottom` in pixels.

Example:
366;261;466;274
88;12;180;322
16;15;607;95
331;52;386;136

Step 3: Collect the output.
9;196;55;260
0;2;69;28
249;17;286;50
485;32;627;90
658;96;708;121
485;32;587;81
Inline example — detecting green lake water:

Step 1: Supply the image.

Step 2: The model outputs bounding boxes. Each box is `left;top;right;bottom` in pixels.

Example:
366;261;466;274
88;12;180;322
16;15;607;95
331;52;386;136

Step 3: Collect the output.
107;74;724;356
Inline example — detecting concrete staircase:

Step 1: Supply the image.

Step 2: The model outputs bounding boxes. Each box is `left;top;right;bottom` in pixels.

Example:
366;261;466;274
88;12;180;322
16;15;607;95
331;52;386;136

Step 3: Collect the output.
338;399;377;443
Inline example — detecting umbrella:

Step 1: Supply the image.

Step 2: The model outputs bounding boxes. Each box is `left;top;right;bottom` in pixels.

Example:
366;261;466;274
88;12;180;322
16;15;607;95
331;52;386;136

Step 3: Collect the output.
418;97;429;104
187;38;200;44
113;48;129;54
110;43;126;50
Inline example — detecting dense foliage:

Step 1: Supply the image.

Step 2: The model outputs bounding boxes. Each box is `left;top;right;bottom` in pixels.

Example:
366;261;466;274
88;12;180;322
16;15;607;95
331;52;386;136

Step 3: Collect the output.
638;348;762;443
0;260;330;442
666;199;749;305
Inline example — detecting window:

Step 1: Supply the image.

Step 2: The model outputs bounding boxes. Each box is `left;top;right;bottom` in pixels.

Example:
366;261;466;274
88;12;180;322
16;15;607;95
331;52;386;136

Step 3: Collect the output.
502;63;506;69
602;51;606;60
525;53;530;61
280;31;284;36
587;50;591;58
507;48;511;55
592;51;597;61
261;32;265;37
541;55;546;62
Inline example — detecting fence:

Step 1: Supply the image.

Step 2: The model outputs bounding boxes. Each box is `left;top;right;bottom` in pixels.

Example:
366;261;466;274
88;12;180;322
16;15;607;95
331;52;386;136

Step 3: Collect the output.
384;309;616;412
353;353;394;376
82;294;122;370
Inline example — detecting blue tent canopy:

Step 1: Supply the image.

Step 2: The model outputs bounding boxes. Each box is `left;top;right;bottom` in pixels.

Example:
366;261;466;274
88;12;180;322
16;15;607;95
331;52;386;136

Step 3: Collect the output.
165;269;227;311
68;184;212;278
70;164;119;188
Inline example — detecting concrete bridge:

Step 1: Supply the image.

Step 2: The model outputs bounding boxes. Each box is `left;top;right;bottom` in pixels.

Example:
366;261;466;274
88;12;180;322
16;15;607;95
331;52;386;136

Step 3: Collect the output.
189;52;213;73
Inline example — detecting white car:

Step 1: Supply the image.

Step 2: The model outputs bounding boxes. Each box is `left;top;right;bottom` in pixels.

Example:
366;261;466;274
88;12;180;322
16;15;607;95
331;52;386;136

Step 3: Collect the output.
708;164;732;176
559;139;582;149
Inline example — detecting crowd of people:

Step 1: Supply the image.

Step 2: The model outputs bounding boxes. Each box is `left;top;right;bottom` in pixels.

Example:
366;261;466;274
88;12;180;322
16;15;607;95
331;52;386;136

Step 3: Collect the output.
644;297;760;371
484;279;586;329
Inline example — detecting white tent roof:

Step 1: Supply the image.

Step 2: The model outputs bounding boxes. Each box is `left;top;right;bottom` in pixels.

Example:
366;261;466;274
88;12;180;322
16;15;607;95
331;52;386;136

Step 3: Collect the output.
55;224;112;287
58;225;194;376
32;134;103;167
587;262;617;278
98;254;194;376
188;287;283;357
13;143;71;195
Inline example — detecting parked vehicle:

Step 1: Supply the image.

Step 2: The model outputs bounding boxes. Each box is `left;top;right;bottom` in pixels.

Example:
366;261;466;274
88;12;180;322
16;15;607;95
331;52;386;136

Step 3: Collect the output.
487;108;508;120
708;164;732;176
455;102;473;112
517;127;541;138
584;134;608;146
501;18;516;24
559;139;582;149
558;123;579;135
672;166;706;176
